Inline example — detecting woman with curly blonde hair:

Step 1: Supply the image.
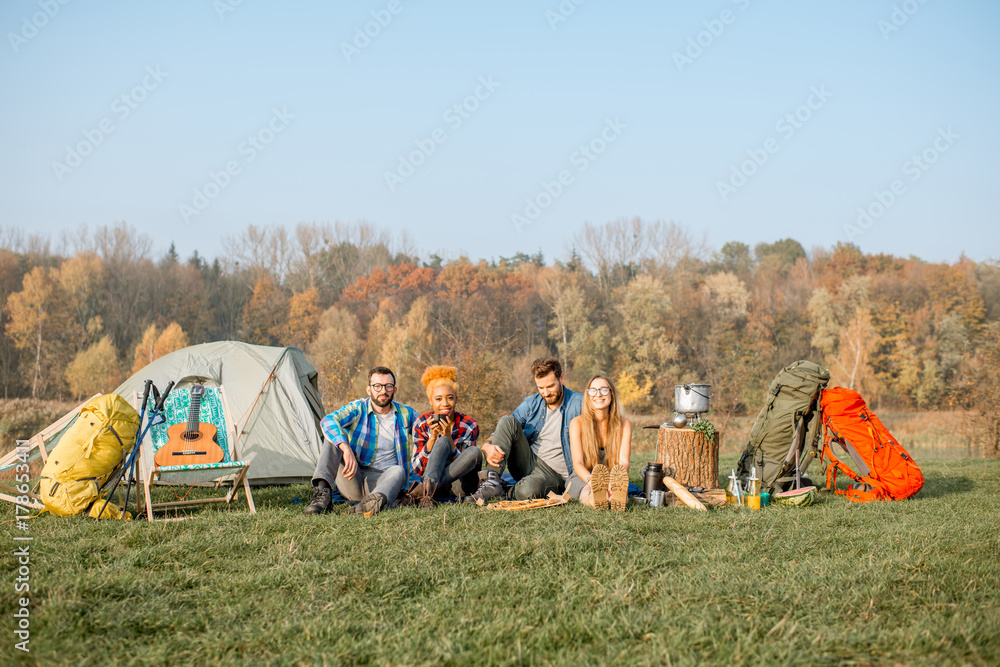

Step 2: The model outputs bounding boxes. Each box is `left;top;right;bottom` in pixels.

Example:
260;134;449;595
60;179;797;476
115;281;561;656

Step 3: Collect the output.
567;374;632;510
410;365;482;508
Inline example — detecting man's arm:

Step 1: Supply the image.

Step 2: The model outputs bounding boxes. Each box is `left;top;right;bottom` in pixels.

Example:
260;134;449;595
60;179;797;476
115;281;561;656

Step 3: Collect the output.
320;400;363;448
511;396;533;429
319;401;363;479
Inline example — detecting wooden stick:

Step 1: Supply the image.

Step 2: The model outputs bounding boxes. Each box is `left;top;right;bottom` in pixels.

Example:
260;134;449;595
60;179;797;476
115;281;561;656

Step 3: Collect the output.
0;492;43;510
662;475;708;512
148;497;231;509
0;484;41;502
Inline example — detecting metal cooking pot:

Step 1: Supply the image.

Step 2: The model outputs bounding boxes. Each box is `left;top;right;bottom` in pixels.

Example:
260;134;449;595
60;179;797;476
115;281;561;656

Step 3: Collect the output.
674;384;711;414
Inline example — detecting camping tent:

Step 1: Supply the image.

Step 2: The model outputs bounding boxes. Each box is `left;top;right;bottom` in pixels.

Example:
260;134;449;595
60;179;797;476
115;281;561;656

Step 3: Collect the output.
115;341;326;485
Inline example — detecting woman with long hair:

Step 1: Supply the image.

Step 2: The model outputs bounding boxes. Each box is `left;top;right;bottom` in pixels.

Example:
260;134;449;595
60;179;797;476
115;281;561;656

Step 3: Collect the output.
567;374;632;510
410;365;482;508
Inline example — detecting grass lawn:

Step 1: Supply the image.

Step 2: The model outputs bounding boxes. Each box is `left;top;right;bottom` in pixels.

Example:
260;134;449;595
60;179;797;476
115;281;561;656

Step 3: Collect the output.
4;454;999;666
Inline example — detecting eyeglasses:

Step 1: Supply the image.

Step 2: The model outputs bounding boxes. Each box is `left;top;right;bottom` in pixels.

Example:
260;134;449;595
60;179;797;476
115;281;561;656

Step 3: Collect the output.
370;383;395;392
587;387;611;397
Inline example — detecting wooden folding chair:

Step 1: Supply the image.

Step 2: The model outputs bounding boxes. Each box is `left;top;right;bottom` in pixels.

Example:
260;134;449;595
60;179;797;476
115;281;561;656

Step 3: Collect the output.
137;385;256;521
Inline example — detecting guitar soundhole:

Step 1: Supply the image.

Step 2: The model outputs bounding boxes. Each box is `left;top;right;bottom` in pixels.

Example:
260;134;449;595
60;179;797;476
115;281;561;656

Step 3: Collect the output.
183;431;202;442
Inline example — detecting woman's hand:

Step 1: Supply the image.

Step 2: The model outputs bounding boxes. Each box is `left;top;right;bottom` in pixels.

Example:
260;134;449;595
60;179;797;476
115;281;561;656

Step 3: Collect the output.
442;413;456;449
428;415;447;443
427;421;441;449
429;414;455;450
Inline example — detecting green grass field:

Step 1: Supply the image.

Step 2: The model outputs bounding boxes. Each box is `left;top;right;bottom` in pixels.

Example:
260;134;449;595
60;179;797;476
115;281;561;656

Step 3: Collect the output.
3;452;999;667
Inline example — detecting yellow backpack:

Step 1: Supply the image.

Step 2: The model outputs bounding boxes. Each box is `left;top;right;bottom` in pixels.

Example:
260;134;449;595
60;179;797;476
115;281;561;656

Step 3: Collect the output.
39;394;140;519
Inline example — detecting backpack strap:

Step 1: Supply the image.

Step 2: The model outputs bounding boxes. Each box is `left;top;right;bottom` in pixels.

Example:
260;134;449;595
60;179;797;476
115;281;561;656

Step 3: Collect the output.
821;424;890;502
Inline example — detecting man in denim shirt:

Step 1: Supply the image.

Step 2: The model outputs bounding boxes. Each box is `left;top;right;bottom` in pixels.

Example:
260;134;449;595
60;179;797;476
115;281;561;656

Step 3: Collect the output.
467;357;582;503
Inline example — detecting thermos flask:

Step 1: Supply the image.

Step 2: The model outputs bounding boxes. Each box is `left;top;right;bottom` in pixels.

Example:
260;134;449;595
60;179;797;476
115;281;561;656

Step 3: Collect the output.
643;462;664;507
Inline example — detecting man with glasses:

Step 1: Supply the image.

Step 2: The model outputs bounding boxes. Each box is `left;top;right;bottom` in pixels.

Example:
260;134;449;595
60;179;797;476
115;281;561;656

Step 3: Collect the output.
305;366;416;516
466;357;582;503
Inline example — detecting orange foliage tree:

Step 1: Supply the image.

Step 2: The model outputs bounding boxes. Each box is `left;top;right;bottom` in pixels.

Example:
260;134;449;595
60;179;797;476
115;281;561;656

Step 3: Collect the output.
66;335;123;399
5;266;80;397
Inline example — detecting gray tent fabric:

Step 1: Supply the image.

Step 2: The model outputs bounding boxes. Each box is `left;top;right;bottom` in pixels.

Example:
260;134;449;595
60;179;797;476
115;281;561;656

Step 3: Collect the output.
115;341;326;485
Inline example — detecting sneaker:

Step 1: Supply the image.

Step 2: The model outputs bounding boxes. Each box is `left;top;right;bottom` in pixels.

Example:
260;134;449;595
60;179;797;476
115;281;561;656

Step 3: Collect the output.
464;471;503;504
359;492;387;517
589;464;610;510
609;465;629;511
304;485;332;515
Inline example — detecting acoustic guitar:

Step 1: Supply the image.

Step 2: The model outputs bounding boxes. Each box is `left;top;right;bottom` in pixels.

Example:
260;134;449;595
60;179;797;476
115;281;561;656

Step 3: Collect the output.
153;385;225;467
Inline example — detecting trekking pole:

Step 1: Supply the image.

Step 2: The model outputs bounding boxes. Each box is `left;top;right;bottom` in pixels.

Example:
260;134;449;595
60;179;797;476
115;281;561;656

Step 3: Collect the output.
794;446;802;490
121;380;155;513
121;380;173;518
95;380;153;521
96;381;174;520
127;380;173;514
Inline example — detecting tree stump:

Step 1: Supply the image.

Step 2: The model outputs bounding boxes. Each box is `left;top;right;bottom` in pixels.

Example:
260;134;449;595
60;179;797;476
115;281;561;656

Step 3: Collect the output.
655;428;720;489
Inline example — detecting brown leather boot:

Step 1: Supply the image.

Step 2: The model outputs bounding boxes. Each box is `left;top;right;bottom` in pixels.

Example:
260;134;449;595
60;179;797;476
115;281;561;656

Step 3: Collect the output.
419;481;438;509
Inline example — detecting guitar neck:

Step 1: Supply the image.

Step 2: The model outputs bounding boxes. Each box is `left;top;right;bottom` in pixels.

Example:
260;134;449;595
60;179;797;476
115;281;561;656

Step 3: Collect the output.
186;391;203;437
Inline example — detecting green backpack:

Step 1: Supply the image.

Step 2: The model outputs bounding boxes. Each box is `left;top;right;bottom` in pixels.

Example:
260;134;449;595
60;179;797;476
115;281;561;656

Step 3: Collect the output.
737;360;830;493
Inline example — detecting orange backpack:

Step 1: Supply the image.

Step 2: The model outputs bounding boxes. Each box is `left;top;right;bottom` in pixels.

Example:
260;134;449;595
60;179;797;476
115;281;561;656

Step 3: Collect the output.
819;387;923;502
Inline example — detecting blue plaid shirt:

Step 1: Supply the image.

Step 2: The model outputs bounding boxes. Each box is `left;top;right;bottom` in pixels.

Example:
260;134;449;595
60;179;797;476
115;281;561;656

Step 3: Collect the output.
321;398;419;483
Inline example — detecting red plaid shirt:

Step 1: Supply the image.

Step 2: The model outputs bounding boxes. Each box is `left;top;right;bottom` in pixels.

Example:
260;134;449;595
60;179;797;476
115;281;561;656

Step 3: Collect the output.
411;410;479;477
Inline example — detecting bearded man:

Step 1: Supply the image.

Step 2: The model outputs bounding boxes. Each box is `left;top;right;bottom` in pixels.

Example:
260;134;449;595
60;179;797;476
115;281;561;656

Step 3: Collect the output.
466;357;582;503
305;366;416;516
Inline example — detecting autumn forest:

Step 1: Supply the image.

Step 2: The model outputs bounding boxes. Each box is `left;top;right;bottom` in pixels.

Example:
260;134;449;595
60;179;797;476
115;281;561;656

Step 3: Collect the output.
2;218;998;454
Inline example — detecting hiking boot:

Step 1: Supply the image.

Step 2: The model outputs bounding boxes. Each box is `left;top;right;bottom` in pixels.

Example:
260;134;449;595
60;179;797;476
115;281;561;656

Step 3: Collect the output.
304;485;332;515
359;492;387;517
464;471;503;504
609;465;629;511
419;481;438;509
589;464;610;510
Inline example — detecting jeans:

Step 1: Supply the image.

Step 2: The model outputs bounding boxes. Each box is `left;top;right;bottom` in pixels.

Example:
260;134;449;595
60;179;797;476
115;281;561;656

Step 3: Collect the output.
423;436;483;496
566;474;587;500
566;450;605;499
312;441;406;506
489;415;566;500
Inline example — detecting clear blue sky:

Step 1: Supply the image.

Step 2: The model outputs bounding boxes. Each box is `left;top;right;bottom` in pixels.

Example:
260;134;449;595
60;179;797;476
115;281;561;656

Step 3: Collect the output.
2;0;998;264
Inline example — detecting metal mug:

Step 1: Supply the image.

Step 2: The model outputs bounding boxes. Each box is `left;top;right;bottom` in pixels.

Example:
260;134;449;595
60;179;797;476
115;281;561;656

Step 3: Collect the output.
648;489;664;507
